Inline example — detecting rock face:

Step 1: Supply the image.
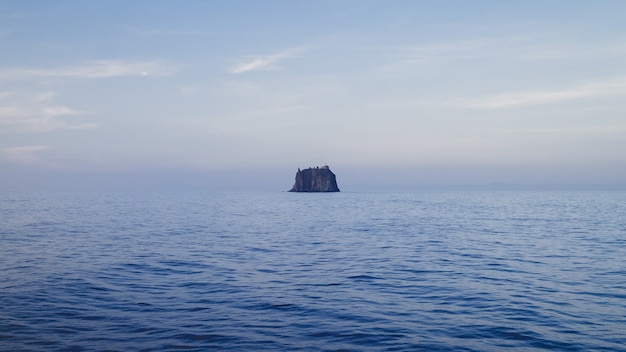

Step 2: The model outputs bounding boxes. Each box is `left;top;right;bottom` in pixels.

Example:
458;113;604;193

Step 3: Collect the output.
289;165;340;192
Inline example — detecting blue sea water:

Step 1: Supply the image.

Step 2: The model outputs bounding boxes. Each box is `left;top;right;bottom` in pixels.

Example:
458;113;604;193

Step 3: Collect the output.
1;190;625;351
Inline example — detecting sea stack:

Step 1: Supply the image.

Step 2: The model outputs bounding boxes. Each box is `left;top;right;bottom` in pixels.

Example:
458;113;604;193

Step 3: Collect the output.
289;165;340;192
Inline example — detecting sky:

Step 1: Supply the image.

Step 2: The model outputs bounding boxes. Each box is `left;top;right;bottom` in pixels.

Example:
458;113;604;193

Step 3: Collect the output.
1;0;626;191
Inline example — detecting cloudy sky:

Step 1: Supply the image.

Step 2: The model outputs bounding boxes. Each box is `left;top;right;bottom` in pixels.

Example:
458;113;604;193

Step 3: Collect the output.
2;1;626;190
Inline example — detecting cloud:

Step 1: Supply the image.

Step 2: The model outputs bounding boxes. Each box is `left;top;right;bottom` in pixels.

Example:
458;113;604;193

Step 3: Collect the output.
379;39;493;72
0;91;97;132
124;26;214;37
0;13;23;19
0;60;177;81
230;48;303;74
462;76;626;109
519;50;574;61
368;76;626;111
379;33;626;73
2;145;49;164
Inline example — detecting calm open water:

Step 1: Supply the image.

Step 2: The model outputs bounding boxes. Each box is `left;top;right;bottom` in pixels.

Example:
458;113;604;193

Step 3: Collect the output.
1;190;625;351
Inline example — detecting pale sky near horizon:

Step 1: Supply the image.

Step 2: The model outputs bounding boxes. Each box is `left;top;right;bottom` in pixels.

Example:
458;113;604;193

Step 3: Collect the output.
1;1;626;190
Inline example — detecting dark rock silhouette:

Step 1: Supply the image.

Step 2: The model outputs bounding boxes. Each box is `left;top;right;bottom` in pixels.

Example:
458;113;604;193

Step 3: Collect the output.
289;165;340;192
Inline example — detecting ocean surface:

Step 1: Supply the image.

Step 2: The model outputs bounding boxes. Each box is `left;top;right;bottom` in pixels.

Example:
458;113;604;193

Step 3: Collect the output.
1;190;625;351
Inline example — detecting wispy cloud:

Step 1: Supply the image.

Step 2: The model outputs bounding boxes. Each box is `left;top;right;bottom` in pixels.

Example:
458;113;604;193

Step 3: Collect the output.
379;34;620;72
462;76;626;109
369;76;626;111
0;60;177;81
124;26;215;37
0;13;23;20
2;145;49;164
379;39;493;72
0;91;97;132
519;50;574;61
230;47;304;74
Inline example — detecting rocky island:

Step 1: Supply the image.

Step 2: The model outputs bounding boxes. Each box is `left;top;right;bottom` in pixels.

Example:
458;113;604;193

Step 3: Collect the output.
289;165;340;192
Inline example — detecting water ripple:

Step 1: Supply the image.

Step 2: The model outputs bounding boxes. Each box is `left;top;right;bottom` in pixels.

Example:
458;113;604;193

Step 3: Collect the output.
1;190;625;351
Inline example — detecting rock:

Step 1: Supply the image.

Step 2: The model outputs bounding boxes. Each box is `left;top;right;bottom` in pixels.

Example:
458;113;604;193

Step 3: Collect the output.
289;165;340;192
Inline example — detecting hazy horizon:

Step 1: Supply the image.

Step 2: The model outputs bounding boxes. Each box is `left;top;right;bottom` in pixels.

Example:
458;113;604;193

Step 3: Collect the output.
2;164;625;192
2;1;626;191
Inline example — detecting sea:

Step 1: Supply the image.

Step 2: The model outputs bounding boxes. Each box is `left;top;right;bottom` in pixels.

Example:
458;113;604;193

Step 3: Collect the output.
1;190;625;351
